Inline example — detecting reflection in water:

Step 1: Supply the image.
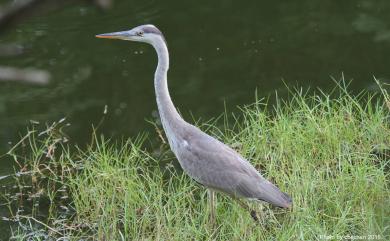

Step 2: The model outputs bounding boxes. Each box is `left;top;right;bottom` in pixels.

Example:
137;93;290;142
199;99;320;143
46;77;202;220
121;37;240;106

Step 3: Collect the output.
0;0;390;169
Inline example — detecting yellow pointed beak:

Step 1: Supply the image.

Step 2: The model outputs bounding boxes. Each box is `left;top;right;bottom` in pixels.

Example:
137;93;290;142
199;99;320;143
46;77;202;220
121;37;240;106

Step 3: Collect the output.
95;30;132;40
95;34;118;39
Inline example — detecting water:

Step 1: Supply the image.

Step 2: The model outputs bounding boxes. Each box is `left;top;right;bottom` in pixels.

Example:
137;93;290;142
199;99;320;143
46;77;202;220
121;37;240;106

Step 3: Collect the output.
0;0;390;235
1;0;390;181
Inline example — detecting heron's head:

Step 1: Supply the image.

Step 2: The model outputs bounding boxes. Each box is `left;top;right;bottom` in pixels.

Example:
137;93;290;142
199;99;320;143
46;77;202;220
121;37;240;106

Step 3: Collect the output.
96;24;165;45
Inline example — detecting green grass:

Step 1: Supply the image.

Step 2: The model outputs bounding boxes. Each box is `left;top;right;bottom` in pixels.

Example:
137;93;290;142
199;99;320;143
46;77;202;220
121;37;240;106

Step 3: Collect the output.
3;82;390;240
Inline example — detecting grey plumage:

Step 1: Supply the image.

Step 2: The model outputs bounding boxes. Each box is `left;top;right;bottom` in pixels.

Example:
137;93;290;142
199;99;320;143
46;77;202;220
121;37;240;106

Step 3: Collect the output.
173;121;292;208
96;24;292;219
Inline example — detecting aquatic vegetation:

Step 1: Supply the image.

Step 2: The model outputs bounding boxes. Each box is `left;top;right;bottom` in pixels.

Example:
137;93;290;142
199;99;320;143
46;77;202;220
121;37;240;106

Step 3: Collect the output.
2;83;389;240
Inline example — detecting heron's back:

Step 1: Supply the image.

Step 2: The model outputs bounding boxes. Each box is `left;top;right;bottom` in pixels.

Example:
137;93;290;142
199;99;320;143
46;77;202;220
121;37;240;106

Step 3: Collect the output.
172;123;292;208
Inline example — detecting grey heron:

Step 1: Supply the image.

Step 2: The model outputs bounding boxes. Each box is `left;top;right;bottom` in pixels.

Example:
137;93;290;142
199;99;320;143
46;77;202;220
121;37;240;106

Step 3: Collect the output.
96;24;292;224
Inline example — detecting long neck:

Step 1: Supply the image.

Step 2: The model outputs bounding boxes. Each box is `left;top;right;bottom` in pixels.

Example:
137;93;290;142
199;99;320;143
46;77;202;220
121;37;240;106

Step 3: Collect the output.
152;39;185;142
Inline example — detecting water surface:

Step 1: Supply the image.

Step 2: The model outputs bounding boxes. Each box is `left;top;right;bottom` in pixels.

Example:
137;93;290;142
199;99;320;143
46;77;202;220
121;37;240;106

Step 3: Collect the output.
0;0;389;194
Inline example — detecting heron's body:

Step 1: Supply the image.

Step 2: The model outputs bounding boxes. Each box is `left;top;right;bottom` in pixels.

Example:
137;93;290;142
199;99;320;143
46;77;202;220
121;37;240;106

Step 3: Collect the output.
96;25;292;220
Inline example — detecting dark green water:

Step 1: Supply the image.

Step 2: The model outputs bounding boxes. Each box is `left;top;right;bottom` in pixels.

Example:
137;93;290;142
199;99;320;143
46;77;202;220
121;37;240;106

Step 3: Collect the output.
0;0;390;234
1;0;390;174
2;0;390;175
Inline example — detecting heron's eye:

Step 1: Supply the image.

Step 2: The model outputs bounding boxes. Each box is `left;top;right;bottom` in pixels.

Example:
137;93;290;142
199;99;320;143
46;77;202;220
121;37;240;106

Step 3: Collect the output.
136;31;144;36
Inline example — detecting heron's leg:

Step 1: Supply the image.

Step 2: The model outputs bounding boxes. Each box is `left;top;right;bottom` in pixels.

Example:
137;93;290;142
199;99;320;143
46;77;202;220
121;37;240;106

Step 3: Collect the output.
208;189;216;226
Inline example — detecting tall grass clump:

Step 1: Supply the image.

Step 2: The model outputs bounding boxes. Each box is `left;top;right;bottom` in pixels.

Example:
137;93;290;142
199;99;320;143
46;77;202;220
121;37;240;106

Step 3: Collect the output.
68;135;209;240
3;83;390;240
215;84;390;240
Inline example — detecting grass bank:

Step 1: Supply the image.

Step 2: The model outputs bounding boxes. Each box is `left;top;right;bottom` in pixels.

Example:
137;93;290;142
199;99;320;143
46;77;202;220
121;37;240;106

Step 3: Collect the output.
3;83;390;240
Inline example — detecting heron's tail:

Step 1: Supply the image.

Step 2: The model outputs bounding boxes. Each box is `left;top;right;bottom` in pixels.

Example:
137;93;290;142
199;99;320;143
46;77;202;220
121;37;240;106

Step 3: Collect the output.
257;180;292;209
